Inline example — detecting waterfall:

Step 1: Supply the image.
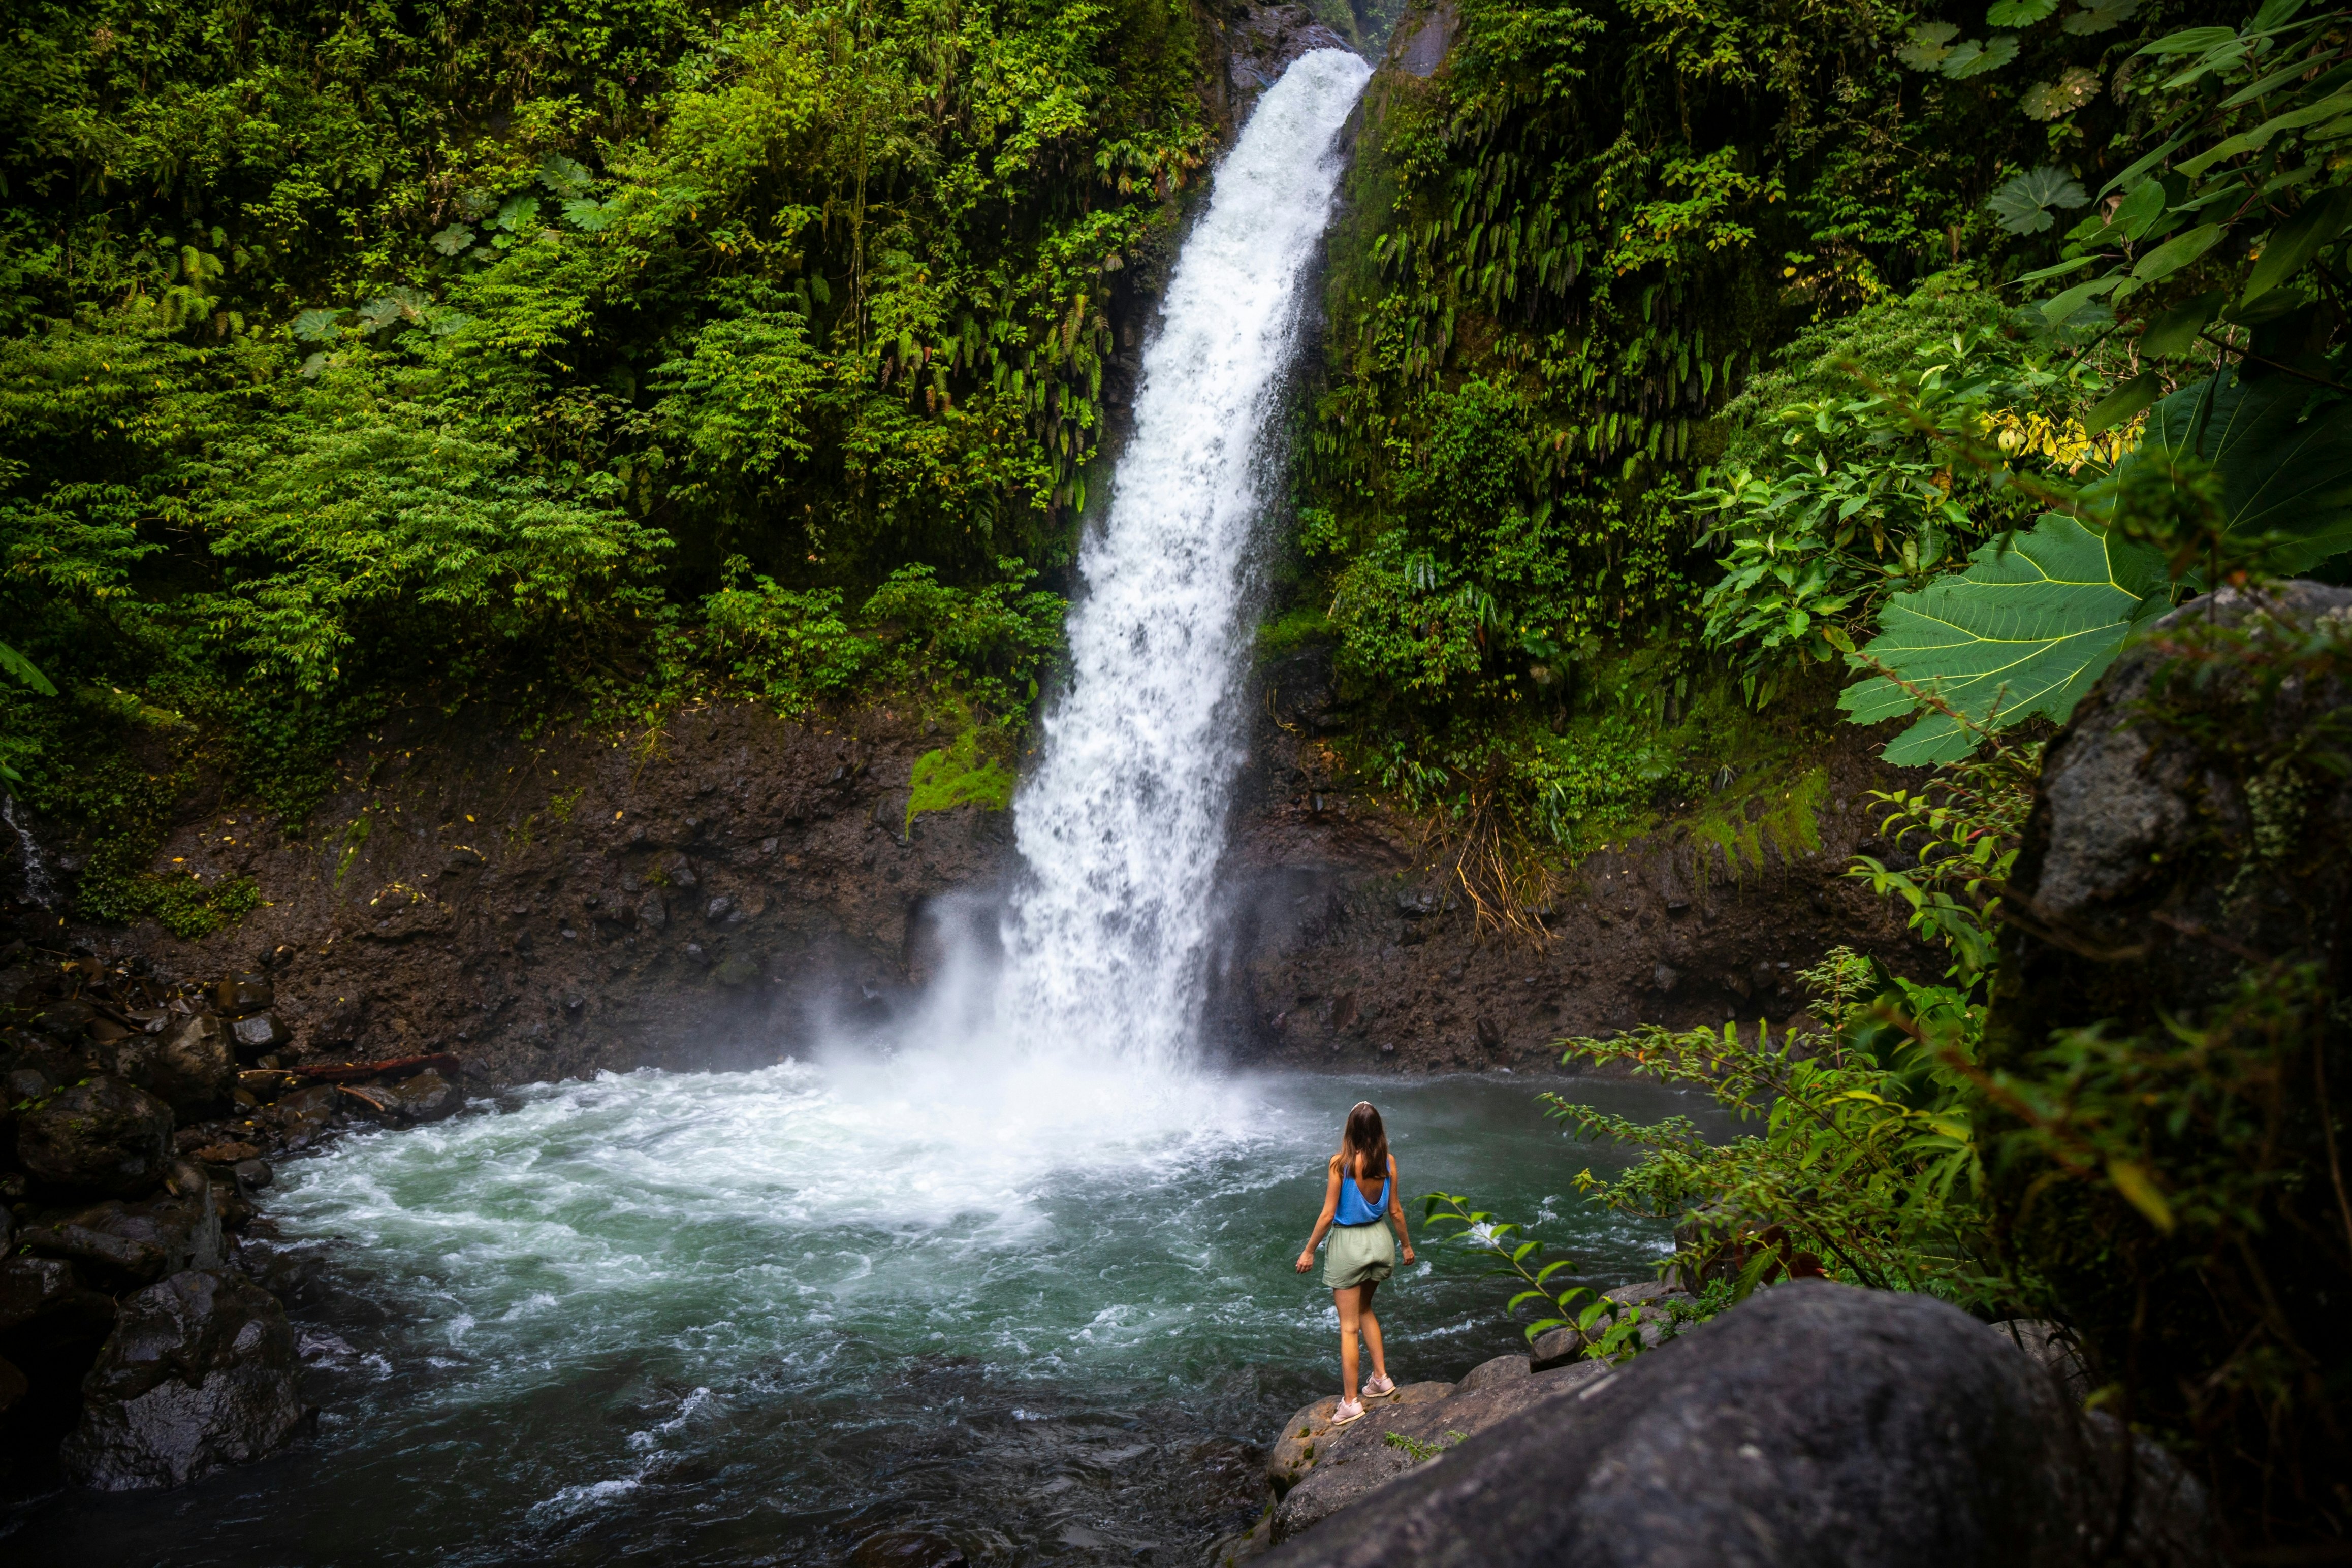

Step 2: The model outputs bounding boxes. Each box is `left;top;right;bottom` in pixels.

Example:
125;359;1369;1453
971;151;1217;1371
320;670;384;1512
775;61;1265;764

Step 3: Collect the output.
994;49;1370;1069
3;793;54;908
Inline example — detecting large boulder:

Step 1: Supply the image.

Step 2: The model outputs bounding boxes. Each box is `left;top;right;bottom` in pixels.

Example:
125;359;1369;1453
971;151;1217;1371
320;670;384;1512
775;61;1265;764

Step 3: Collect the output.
104;1014;235;1119
19;1166;224;1288
60;1268;310;1490
14;1075;175;1195
1261;1282;2217;1568
1984;581;2352;1539
1273;1362;1611;1544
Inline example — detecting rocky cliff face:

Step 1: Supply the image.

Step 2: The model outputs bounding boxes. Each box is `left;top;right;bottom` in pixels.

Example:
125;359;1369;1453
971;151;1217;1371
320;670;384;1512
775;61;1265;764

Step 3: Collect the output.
1203;649;1931;1073
6;667;1927;1087
9;706;1014;1086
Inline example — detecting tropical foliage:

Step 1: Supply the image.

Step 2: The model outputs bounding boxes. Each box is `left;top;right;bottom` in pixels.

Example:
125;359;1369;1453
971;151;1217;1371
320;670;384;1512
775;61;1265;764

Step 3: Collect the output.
0;0;1208;878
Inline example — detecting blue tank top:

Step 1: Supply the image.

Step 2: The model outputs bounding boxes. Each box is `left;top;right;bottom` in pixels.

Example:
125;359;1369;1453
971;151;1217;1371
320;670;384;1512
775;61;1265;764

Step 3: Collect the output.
1335;1160;1389;1226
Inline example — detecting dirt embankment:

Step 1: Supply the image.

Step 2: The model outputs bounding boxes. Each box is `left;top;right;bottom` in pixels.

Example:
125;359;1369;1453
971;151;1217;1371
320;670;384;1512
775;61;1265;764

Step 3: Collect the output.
8;654;1927;1087
1203;649;1933;1074
11;705;1016;1086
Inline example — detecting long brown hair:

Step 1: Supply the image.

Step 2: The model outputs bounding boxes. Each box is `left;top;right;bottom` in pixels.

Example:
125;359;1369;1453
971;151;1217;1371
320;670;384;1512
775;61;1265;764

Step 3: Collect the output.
1341;1101;1389;1188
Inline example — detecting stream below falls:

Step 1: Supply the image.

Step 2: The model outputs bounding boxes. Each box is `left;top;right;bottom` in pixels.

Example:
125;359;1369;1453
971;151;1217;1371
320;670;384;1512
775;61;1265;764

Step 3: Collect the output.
10;1065;1720;1565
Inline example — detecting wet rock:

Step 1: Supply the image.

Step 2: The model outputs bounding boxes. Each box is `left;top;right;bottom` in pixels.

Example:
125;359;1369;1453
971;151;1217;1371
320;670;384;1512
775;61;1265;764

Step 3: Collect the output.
0;1256;112;1334
114;1013;236;1118
232;1158;273;1194
1268;1381;1455;1497
349;1068;463;1125
635;890;669;929
212;974;274;1018
1529;1279;1691;1370
1262;1281;2219;1567
267;1084;342;1149
20;1172;224;1287
1456;1354;1529;1392
705;893;736;923
16;1075;175;1196
1272;1363;1611;1543
190;1139;262;1167
62;1268;310;1490
230;1012;291;1057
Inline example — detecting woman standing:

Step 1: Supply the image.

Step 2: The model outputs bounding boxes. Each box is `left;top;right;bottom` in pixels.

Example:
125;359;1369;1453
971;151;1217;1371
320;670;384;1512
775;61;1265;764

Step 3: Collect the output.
1295;1101;1416;1425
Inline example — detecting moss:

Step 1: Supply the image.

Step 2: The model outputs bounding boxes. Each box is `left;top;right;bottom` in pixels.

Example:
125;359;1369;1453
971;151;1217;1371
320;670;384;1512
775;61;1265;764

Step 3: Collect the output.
1256;604;1337;662
905;725;1015;829
1684;766;1830;885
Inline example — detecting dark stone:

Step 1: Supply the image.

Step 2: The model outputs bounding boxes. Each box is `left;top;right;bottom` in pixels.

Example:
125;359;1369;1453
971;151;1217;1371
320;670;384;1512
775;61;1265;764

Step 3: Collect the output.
19;1173;224;1287
705;893;735;922
1529;1279;1688;1370
0;1256;112;1334
265;1084;342;1149
1985;581;2352;1530
109;1013;236;1118
232;1158;273;1193
635;890;668;929
212;974;274;1018
1262;1282;2218;1568
61;1268;310;1490
1273;1363;1611;1543
230;1012;291;1057
373;1068;463;1124
15;1075;175;1196
0;1354;25;1415
1456;1353;1530;1391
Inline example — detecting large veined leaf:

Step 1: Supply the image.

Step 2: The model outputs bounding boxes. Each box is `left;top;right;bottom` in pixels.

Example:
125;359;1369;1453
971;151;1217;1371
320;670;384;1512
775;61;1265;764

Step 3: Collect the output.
1840;515;2171;765
1990;167;2090;234
2134;368;2352;573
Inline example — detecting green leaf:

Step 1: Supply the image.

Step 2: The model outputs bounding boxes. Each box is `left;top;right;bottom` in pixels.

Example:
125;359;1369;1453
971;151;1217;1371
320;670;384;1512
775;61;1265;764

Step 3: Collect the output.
2021;68;2101;120
1987;0;2057;22
2131;223;2223;283
1945;34;2020;78
429;223;475;257
1990;167;2090;234
537;154;594;198
2136;368;2352;572
0;641;55;697
2105;1159;2175;1232
2099;133;2188;199
2243;185;2352;302
2139;290;2226;356
2087;371;2162;435
1839;514;2171;763
2062;0;2140;34
1896;20;1961;70
2139;25;2240;56
2041;273;2121;321
2017;254;2096;284
291;308;344;343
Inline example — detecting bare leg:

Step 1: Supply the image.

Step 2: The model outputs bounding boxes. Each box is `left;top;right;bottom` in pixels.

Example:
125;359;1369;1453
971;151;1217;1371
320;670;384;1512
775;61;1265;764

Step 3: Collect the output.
1334;1286;1361;1401
1359;1277;1387;1383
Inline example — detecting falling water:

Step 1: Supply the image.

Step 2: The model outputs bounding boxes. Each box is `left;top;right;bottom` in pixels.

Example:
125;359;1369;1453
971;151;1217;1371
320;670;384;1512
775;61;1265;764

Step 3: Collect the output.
3;792;54;907
998;50;1371;1068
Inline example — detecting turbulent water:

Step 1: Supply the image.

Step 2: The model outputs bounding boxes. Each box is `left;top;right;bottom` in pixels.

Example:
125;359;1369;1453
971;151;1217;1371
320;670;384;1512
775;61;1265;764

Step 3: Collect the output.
16;1071;1709;1565
5;53;1719;1568
1000;49;1370;1069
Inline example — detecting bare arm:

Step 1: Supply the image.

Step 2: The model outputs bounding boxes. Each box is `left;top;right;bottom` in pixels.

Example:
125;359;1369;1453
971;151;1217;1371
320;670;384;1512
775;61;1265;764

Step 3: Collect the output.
1389;1155;1416;1263
1295;1160;1343;1272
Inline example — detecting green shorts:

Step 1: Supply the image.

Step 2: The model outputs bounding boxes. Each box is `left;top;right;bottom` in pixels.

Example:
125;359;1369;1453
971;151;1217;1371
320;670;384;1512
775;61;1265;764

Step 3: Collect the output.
1323;1222;1396;1290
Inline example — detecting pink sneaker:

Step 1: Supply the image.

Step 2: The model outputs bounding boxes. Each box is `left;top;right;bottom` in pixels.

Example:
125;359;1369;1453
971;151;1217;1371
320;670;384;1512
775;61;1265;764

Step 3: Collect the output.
1363;1374;1397;1400
1330;1397;1365;1426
